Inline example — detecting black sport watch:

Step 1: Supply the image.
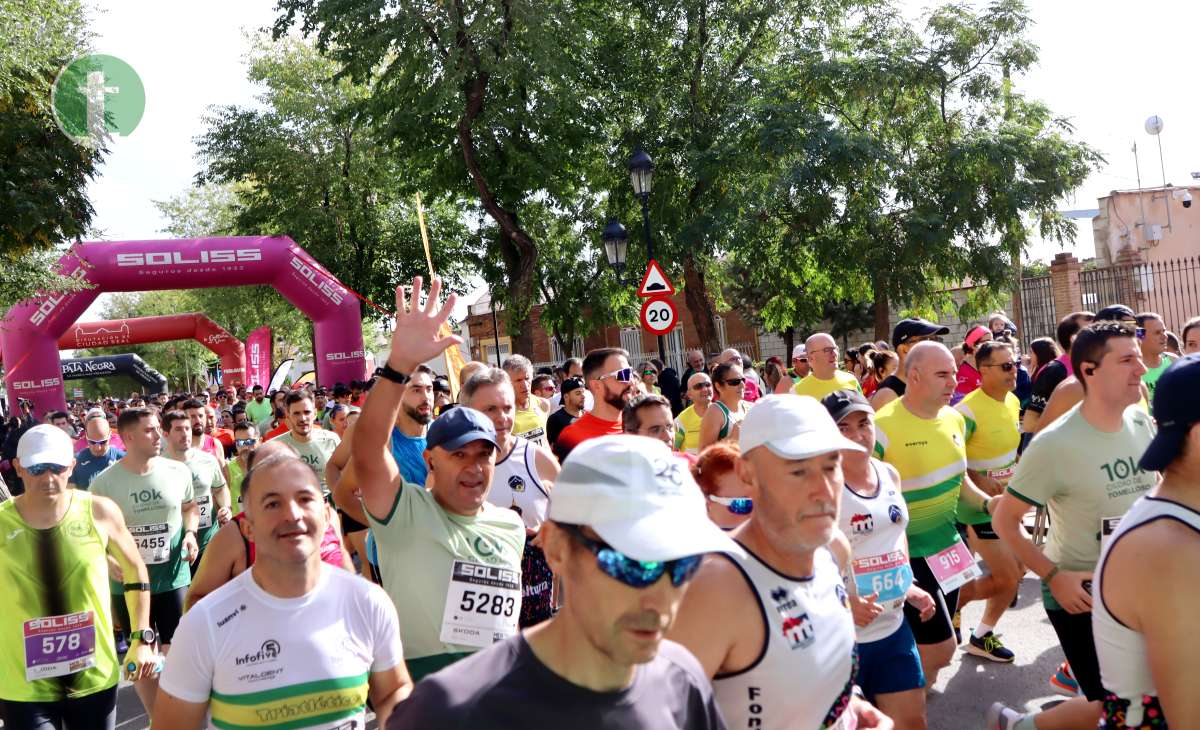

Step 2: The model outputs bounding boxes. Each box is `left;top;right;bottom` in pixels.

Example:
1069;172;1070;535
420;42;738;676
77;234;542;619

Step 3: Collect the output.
129;628;156;644
375;363;409;386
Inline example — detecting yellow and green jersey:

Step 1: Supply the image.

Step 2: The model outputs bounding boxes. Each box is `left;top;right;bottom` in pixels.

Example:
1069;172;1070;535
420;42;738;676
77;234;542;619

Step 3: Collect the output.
874;399;968;557
792;370;862;401
954;389;1020;526
674;404;704;454
0;492;119;702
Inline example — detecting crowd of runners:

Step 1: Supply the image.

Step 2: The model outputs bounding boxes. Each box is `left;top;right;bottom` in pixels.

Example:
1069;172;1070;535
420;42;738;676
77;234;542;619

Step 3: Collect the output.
2;276;1200;729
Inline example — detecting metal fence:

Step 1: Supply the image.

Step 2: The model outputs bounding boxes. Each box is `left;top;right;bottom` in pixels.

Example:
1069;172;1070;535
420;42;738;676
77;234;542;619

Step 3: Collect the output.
1079;256;1200;334
1017;274;1056;349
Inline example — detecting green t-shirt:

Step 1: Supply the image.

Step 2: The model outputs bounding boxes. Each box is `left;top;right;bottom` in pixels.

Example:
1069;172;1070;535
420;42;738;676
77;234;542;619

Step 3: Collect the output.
175;449;226;552
1141;353;1177;400
1008;403;1157;609
244;398;273;427
366;481;525;681
270;429;341;493
90;459;195;595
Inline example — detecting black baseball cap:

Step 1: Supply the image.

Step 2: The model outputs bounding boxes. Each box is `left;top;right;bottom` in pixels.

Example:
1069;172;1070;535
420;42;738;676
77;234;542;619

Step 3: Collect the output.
820;389;874;424
560;377;585;395
426;407;498;452
891;318;951;348
1096;304;1136;322
1139;354;1200;471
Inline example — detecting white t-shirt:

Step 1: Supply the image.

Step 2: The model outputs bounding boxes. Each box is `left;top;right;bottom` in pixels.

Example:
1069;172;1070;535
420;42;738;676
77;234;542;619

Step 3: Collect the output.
160;564;403;729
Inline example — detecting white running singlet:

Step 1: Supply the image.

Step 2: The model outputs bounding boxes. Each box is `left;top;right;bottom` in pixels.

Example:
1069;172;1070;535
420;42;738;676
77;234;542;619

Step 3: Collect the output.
486;436;550;531
839;461;913;644
1094;495;1200;726
713;544;857;730
159;563;404;730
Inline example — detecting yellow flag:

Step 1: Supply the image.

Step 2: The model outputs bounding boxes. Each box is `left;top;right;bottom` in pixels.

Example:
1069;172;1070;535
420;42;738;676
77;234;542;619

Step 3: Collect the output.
415;193;467;398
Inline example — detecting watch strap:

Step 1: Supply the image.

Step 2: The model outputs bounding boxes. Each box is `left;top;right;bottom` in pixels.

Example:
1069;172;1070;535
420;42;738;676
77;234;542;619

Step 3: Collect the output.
376;363;409;385
122;582;151;592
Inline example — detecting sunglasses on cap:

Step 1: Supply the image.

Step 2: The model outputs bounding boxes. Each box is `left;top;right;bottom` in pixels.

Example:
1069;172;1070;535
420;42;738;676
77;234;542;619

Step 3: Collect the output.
708;495;753;515
27;463;68;476
562;524;703;589
234;438;257;448
982;362;1017;372
597;367;634;383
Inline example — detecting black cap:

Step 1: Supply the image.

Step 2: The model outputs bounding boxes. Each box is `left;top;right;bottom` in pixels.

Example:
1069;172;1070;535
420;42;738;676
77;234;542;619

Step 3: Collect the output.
891;318;951;348
1139;354;1200;471
426;407;499;452
820;389;874;424
1096;304;1136;322
560;377;585;395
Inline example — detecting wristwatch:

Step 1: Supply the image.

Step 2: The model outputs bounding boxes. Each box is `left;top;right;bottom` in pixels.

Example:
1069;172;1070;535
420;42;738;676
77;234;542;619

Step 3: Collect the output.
129;628;156;644
376;363;409;386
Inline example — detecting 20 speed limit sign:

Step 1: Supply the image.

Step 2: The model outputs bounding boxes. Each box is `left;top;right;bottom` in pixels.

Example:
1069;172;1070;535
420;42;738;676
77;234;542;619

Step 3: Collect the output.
640;296;678;335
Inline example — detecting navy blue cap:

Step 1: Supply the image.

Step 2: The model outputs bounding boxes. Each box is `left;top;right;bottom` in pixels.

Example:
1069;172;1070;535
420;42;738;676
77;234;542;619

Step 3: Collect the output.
1139;354;1200;471
426;406;498;452
1096;304;1136;322
891;318;950;348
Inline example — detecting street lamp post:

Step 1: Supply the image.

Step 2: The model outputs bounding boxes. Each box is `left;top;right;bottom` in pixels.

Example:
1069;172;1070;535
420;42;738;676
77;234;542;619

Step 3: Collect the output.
628;149;666;364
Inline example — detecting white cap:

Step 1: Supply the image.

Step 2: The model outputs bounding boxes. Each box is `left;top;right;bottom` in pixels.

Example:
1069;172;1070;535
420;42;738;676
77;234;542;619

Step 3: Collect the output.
549;436;745;562
17;425;75;468
740;395;865;460
792;344;807;358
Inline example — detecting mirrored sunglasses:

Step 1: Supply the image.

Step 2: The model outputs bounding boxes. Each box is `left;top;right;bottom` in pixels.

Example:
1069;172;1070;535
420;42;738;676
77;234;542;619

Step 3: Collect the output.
27;463;68;476
563;524;703;589
708;495;753;515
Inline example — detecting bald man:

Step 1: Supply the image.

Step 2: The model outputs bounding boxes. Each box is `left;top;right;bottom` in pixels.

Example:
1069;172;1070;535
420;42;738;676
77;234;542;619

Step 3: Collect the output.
792;332;862;401
674;372;714;454
873;341;996;686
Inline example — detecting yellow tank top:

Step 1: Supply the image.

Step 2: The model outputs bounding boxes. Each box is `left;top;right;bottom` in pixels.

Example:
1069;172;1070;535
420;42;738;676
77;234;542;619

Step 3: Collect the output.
513;396;549;448
0;491;119;701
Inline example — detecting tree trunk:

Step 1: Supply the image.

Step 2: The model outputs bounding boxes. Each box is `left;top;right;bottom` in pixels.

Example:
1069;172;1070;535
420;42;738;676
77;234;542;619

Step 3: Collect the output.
872;274;890;343
498;226;535;358
783;327;794;361
682;251;721;355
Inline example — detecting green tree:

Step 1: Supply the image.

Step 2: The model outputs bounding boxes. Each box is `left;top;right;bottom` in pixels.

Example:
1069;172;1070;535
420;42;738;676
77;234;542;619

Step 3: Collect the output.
0;0;101;307
194;35;477;323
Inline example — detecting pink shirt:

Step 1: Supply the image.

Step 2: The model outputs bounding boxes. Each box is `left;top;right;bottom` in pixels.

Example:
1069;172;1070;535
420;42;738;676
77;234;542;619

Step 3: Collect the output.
954;361;981;398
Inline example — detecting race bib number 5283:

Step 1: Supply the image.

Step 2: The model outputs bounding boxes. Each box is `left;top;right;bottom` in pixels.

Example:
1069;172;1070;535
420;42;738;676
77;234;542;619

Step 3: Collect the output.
439;560;521;649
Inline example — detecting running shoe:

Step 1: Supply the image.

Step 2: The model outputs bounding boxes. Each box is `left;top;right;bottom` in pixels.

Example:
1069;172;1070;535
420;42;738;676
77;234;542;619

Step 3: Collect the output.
966;631;1016;662
1049;661;1079;696
986;702;1025;730
952;609;962;644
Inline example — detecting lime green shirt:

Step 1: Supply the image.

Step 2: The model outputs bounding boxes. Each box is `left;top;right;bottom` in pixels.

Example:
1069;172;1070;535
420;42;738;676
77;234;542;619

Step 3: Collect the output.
674;404;705;454
366;481;524;681
954;389;1020;526
90;459;194;595
874;399;968;557
1141;353;1176;400
227;458;245;508
0;492;119;701
793;370;862;401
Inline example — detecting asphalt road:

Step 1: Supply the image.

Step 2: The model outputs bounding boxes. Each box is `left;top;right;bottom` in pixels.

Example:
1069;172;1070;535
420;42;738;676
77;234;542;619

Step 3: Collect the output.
14;572;1068;730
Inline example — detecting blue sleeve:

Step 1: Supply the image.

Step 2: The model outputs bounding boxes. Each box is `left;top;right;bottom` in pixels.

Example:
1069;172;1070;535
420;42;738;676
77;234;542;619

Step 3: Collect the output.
1014;367;1032;407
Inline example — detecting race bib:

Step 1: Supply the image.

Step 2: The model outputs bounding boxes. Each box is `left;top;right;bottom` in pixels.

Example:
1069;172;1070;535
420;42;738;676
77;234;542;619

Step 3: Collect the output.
852;550;913;609
516;427;547;449
1101;516;1123;550
197;494;213;529
988;465;1015;484
926;541;982;594
439;560;520;649
23;611;96;681
130;523;171;565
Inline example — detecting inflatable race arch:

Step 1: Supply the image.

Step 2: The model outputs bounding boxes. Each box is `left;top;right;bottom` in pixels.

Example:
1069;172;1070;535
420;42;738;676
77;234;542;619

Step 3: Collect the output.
58;313;247;386
61;354;168;393
3;236;366;416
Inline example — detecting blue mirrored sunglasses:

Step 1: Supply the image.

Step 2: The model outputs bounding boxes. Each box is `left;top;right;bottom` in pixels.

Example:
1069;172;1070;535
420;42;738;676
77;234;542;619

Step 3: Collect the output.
27;463;68;476
562;524;703;588
234;438;257;448
708;495;753;515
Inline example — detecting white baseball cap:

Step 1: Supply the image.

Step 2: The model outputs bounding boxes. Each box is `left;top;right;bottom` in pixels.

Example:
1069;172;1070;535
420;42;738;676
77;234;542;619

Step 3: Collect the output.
740;395;865;460
549;436;745;562
17;425;75;468
792;344;807;359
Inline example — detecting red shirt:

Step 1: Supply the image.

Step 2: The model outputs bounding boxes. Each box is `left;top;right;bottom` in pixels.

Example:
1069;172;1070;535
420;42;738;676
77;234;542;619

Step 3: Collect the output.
954;361;981;398
555;412;622;459
264;423;290;441
212;428;234;450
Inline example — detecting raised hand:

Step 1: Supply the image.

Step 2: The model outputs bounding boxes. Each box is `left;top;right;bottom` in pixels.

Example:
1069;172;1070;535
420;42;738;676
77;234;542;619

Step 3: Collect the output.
386;276;463;373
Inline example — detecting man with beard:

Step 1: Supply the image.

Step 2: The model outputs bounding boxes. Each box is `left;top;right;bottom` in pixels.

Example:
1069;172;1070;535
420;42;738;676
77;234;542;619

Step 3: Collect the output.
555;348;636;459
182;399;231;486
243;385;271;427
269;392;341;498
329;366;435;573
161;410;230;574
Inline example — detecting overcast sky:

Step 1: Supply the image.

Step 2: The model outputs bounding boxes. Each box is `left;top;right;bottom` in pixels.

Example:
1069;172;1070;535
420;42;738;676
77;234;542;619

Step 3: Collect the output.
81;0;1197;309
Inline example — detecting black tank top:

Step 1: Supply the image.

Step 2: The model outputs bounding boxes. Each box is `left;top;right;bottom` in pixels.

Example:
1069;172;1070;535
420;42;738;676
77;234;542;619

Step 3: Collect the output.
878;374;906;396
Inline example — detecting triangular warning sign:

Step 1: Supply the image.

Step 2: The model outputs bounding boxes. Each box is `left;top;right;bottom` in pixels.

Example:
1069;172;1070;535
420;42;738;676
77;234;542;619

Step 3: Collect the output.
637;260;675;297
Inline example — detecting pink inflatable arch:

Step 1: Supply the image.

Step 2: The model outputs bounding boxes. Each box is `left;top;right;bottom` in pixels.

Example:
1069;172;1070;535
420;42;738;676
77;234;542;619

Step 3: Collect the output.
58;313;247;386
3;236;366;416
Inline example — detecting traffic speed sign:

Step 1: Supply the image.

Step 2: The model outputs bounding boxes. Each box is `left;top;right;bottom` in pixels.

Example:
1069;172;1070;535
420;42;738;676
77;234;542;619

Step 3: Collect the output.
640;296;677;335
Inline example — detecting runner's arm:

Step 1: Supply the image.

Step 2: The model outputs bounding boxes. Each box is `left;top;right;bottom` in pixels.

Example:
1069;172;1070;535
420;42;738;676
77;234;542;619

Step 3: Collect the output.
185;522;242;610
956;472;993;514
368;665;413;726
326;420;355;490
150;692;208;730
531;442;560;484
1034;378;1082;434
990;494;1053;577
181;499;199;534
667;556;755;678
697;406;723;450
869;387;898;410
93;496;151;636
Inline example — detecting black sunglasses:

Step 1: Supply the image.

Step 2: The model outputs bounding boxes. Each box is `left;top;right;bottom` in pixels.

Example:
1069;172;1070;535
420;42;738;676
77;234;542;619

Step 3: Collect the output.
722;378;745;386
982;362;1017;372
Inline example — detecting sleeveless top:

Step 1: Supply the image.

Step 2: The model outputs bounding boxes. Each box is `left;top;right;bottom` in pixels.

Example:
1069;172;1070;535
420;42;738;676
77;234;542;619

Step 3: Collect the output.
0;492;119;702
486;436;555;627
713;543;857;730
512;398;549;449
713;400;750;441
232;512;346;569
1094;496;1200;728
839;461;913;643
486;436;550;531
